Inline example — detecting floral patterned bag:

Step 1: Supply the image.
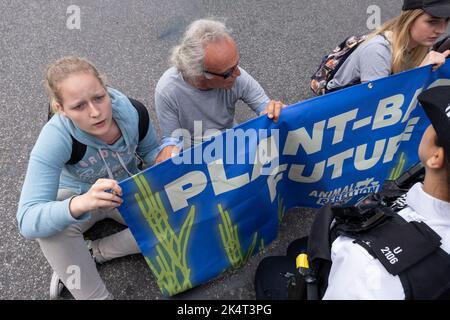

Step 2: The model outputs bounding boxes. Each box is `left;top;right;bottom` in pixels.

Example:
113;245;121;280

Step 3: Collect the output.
310;34;368;95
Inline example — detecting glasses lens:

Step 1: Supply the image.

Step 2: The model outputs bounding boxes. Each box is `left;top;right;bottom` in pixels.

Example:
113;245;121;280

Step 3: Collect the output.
223;65;238;79
204;65;238;79
222;70;233;79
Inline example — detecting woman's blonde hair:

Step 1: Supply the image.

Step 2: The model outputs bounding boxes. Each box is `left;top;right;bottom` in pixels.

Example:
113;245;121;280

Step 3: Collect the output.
45;57;107;113
370;9;429;74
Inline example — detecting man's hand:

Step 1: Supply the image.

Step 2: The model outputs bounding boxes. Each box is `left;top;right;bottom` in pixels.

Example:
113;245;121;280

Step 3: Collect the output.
155;145;181;164
420;50;450;71
260;100;286;122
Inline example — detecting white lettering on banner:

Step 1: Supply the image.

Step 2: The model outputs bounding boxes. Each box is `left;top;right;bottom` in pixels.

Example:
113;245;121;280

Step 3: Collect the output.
309;178;381;205
164;91;423;211
165;171;208;212
251;134;280;180
352;116;372;130
354;139;386;171
267;165;289;202
281;93;414;158
327;148;355;179
327;109;358;145
401;88;422;123
208;159;250;196
285;133;405;184
372;94;404;130
401;117;420;142
283;120;326;155
382;133;403;164
167;135;279;211
281;92;420;158
382;117;419;164
288;161;326;183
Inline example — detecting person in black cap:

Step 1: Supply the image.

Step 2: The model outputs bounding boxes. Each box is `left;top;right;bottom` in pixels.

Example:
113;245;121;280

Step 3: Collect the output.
417;85;450;202
403;0;450;19
321;86;450;299
255;86;450;300
326;0;450;92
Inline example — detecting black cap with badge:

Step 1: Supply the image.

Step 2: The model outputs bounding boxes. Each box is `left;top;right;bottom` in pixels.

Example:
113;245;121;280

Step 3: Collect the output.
403;0;450;18
417;85;450;157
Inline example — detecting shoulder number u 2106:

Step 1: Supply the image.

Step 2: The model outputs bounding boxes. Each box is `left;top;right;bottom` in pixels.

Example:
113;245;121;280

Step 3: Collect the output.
380;246;402;264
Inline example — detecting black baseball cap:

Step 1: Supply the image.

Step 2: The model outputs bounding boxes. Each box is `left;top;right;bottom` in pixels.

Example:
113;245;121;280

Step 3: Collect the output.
403;0;450;18
417;85;450;157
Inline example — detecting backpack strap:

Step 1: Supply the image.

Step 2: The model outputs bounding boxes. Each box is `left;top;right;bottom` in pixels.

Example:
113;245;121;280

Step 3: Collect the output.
306;204;336;298
128;97;150;142
67;136;88;165
64;97;150;165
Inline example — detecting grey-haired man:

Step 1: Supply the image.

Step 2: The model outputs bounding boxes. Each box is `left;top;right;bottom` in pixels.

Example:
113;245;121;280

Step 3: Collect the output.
154;19;284;163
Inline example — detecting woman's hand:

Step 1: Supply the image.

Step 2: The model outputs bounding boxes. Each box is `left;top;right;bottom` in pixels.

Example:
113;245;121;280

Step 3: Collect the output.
69;178;123;218
420;50;450;71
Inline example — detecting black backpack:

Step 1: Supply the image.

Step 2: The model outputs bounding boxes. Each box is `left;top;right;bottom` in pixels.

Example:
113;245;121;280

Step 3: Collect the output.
47;97;150;165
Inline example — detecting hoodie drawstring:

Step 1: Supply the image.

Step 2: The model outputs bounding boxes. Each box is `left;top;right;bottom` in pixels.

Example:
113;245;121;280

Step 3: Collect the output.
116;152;133;177
98;149;115;180
98;148;133;180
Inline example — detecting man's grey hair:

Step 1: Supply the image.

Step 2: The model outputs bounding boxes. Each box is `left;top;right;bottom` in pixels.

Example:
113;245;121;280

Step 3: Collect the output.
170;19;232;78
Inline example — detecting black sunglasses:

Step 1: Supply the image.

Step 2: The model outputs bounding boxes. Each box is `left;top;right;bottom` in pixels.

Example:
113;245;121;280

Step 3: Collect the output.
204;64;239;79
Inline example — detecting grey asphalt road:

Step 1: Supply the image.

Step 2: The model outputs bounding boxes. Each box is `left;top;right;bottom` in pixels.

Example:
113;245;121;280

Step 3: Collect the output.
0;0;400;300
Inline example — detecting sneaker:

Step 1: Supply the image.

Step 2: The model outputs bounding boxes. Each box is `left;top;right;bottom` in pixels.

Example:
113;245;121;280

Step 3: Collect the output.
85;239;94;255
49;271;65;300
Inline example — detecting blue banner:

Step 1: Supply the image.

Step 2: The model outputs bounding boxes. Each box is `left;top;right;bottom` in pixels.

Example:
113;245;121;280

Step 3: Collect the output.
118;62;450;296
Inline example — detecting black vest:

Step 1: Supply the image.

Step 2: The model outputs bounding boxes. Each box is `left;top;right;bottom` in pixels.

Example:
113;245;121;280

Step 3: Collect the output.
307;199;450;300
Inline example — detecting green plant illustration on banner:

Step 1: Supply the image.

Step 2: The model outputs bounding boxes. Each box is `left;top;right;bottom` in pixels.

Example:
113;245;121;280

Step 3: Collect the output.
133;174;195;296
389;152;406;180
259;238;265;252
277;195;286;224
218;204;258;269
